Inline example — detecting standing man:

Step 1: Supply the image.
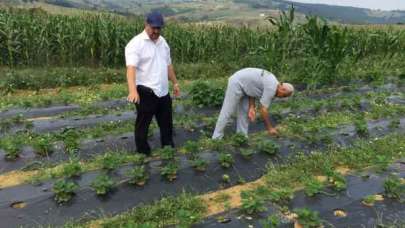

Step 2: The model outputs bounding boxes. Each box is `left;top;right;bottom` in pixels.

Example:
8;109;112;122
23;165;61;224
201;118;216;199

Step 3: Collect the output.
125;11;180;156
212;68;294;139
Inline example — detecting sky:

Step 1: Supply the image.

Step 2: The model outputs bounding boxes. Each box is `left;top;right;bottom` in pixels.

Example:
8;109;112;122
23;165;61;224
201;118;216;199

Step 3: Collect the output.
289;0;405;11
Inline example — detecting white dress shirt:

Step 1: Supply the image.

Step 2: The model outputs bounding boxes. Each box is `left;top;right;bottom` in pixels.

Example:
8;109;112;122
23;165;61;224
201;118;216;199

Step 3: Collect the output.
125;30;172;97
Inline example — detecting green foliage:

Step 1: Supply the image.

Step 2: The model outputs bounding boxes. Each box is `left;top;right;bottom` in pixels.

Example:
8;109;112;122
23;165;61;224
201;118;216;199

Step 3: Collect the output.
267;188;294;205
257;140;279;155
222;174;230;183
261;215;281;228
384;175;404;200
159;146;176;161
62;160;82;178
176;209;199;228
52;179;78;204
354;115;369;137
58;128;81;154
127;165;148;186
325;170;347;191
1;137;22;160
240;148;256;159
160;162;178;182
189;80;225;108
388;118;400;129
362;195;377;206
32;134;53;156
218;152;234;168
183;141;200;159
304;178;325;197
191;157;208;172
241;190;266;215
231;133;249;147
100;153;121;171
91;174;115;195
294;208;323;228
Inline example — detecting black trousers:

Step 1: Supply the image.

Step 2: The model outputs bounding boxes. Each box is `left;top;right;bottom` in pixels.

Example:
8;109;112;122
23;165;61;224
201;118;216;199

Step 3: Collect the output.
135;85;174;155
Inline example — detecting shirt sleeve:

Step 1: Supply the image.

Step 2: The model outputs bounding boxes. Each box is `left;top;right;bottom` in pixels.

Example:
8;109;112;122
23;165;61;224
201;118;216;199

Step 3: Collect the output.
125;43;140;67
165;42;172;66
259;77;277;109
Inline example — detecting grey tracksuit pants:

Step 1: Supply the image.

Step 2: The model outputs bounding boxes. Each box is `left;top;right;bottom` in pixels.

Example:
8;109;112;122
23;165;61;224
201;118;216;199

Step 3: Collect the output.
212;77;249;139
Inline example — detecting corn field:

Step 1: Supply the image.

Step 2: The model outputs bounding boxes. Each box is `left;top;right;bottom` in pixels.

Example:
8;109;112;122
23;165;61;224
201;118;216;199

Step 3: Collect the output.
0;8;404;85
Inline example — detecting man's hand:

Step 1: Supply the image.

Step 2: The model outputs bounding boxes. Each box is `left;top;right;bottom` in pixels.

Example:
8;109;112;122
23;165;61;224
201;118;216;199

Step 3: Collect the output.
173;83;181;98
267;127;278;136
248;107;256;122
127;91;140;104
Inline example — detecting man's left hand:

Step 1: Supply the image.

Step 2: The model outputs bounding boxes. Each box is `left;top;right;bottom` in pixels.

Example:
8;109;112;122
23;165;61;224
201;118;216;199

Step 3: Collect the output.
173;84;181;98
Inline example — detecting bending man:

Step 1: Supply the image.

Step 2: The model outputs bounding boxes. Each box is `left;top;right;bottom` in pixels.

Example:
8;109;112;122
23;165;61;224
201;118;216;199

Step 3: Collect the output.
212;68;294;139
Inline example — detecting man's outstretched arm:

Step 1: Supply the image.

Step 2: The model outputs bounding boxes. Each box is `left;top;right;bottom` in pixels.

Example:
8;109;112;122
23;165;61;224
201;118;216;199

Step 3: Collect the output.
259;105;278;136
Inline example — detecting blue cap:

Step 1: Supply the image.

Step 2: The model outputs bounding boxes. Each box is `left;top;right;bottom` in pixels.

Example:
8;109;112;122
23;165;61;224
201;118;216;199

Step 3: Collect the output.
146;11;164;28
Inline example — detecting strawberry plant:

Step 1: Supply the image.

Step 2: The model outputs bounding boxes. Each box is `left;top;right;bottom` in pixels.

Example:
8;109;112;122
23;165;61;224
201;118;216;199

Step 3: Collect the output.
1;137;23;160
53;179;78;204
384;175;404;201
294;208;322;228
100;153;121;171
257;140;279;155
191;157;208;172
241;190;266;215
91;174;115;195
304;178;325;197
218;152;234;168
127;165;148;186
159;146;176;161
231;133;248;147
362;195;377;206
388;118;400;129
183;141;200;159
222;174;230;183
189;80;224;107
58;128;80;154
160;162;178;182
240;148;255;159
354;115;368;137
268;188;294;205
326;171;347;192
32;134;53;156
261;215;280;228
62;160;82;178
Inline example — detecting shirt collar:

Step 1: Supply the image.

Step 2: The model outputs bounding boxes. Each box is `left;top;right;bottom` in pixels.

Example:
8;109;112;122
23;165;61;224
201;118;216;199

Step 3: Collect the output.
141;30;162;44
